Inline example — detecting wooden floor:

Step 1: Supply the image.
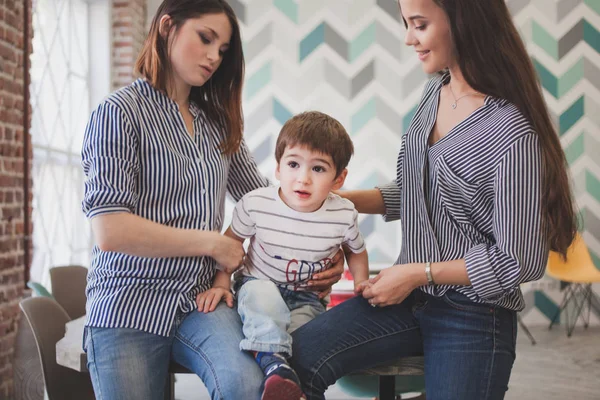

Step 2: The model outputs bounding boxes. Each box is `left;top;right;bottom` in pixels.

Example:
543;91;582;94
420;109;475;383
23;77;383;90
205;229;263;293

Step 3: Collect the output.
12;321;600;400
506;325;600;400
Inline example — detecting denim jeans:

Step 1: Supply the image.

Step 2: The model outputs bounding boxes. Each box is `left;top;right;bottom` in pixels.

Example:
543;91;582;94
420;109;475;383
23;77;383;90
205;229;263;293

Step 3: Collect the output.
85;303;264;400
290;290;517;400
235;277;326;356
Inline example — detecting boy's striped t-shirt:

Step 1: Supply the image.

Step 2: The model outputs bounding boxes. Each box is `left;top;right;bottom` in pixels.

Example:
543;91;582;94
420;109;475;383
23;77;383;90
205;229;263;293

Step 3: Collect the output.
232;186;365;291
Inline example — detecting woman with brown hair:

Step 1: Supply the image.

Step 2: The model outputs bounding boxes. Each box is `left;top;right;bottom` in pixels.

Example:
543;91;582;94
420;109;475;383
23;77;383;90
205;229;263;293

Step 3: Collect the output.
81;1;341;399
290;0;577;399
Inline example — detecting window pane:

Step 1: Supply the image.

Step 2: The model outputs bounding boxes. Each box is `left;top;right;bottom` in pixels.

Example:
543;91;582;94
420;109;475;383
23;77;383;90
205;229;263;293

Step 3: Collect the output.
30;0;93;288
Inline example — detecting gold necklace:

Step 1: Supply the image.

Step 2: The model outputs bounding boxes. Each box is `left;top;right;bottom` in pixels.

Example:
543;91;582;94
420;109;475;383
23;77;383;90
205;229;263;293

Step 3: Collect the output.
448;83;483;109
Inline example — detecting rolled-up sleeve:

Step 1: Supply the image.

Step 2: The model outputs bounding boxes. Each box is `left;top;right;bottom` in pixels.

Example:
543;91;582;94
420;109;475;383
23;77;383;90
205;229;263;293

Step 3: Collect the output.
376;135;405;222
226;139;270;202
81;102;140;219
465;134;549;301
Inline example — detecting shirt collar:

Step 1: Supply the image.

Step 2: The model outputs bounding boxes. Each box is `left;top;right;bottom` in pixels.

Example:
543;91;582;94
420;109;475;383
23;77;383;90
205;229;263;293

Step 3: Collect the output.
133;78;202;117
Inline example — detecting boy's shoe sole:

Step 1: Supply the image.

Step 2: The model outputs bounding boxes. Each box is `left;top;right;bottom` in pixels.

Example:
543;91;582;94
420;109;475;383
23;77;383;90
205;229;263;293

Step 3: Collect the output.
261;374;306;400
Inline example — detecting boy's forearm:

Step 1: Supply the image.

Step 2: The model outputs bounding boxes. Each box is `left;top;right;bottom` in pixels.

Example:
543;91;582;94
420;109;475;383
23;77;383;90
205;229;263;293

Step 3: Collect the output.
213;270;233;290
346;249;370;283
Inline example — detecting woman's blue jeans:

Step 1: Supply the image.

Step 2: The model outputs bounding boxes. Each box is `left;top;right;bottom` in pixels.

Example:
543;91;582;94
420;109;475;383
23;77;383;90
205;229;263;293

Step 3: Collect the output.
290;289;517;400
85;303;264;400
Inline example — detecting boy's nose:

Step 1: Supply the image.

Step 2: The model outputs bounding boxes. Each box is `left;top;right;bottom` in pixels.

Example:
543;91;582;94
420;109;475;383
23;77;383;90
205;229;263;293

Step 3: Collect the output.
297;170;311;184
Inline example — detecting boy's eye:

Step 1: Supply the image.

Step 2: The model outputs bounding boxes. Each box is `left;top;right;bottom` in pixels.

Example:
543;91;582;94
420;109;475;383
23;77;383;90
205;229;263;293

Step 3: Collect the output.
288;161;299;168
313;166;325;173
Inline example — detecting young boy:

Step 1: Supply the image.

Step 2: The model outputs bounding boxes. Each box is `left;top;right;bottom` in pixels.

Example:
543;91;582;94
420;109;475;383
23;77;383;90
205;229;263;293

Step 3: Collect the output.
196;111;369;400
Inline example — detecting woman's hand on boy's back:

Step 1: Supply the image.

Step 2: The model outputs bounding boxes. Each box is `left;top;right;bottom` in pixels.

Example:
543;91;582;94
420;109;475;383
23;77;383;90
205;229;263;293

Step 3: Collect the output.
307;248;345;299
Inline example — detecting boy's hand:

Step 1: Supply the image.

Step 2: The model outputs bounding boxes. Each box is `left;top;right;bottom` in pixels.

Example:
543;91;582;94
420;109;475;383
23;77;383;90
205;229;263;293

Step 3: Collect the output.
354;280;371;295
196;287;234;313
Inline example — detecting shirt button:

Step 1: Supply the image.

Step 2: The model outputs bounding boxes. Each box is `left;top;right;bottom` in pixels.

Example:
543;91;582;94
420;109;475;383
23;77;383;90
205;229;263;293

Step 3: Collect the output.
201;189;206;194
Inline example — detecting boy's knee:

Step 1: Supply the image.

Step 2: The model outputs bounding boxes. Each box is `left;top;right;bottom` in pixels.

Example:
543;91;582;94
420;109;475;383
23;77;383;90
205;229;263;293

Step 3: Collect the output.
243;279;279;296
241;280;281;305
239;280;289;320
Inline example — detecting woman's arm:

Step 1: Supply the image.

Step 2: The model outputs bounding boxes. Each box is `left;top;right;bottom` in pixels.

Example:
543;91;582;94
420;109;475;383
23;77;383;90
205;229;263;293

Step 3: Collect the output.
336;189;386;215
337;136;405;220
463;135;548;300
342;135;407;219
82;101;245;270
92;213;245;271
362;259;471;307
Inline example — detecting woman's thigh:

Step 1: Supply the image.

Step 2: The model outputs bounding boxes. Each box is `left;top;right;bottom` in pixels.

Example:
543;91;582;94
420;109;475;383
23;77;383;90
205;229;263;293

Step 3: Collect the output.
172;303;263;400
85;326;172;400
419;291;517;400
290;294;423;400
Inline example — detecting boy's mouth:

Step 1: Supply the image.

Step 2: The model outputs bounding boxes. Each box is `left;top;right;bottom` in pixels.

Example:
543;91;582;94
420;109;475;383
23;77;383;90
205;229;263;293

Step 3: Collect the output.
295;190;311;198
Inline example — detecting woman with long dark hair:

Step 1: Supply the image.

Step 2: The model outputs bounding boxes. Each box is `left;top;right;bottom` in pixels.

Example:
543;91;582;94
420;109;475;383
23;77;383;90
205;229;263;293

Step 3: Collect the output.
81;1;342;398
290;0;577;399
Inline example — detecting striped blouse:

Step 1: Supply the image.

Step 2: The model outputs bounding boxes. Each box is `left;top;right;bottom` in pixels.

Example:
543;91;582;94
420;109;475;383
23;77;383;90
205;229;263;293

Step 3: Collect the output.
81;79;269;336
378;72;549;311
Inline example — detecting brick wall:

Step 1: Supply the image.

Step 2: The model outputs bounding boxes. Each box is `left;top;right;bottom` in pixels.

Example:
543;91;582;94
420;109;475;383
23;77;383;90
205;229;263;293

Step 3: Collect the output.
0;0;32;397
112;0;147;90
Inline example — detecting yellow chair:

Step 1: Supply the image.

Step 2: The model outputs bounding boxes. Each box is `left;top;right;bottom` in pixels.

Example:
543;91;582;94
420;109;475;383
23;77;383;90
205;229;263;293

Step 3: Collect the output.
547;233;600;337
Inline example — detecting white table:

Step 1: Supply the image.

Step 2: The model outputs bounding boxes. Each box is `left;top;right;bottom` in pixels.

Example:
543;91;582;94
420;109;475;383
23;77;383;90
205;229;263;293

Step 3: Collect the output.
56;316;87;372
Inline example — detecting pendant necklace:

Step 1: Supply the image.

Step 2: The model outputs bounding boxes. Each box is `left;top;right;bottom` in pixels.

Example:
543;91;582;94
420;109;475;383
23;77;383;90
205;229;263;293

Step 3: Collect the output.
448;83;483;109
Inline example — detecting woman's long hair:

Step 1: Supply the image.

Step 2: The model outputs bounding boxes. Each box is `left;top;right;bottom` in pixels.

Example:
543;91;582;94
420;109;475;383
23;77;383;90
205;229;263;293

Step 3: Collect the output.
136;0;244;155
403;0;577;257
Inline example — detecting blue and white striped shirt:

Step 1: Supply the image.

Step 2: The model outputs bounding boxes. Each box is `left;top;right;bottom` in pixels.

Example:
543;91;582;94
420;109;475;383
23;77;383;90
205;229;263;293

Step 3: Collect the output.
81;79;269;336
378;72;549;311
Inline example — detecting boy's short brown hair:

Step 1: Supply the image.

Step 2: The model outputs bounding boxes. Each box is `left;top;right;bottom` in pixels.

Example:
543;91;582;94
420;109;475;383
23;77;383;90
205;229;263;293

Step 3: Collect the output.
275;111;354;176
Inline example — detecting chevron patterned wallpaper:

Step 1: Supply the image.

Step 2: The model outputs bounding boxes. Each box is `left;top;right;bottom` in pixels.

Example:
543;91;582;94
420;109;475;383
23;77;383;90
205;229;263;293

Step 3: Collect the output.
228;0;600;326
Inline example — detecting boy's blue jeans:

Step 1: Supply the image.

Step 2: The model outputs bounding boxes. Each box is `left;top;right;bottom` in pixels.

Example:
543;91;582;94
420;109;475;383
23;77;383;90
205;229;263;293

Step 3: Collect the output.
234;276;326;357
290;289;517;400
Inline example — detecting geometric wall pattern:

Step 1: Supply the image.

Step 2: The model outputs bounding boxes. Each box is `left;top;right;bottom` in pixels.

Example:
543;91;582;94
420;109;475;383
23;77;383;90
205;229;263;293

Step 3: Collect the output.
230;0;600;326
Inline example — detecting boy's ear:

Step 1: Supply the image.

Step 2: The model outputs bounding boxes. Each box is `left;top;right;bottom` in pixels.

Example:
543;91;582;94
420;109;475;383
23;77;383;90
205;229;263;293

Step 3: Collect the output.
332;169;348;190
275;163;281;181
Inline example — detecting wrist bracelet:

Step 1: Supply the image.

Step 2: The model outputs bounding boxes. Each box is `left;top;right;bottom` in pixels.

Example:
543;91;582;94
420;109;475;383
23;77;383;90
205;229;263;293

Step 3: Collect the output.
425;262;435;286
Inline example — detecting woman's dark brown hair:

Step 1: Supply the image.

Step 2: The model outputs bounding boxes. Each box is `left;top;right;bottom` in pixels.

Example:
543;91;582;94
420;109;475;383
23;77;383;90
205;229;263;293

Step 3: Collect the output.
401;0;577;257
136;0;244;155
